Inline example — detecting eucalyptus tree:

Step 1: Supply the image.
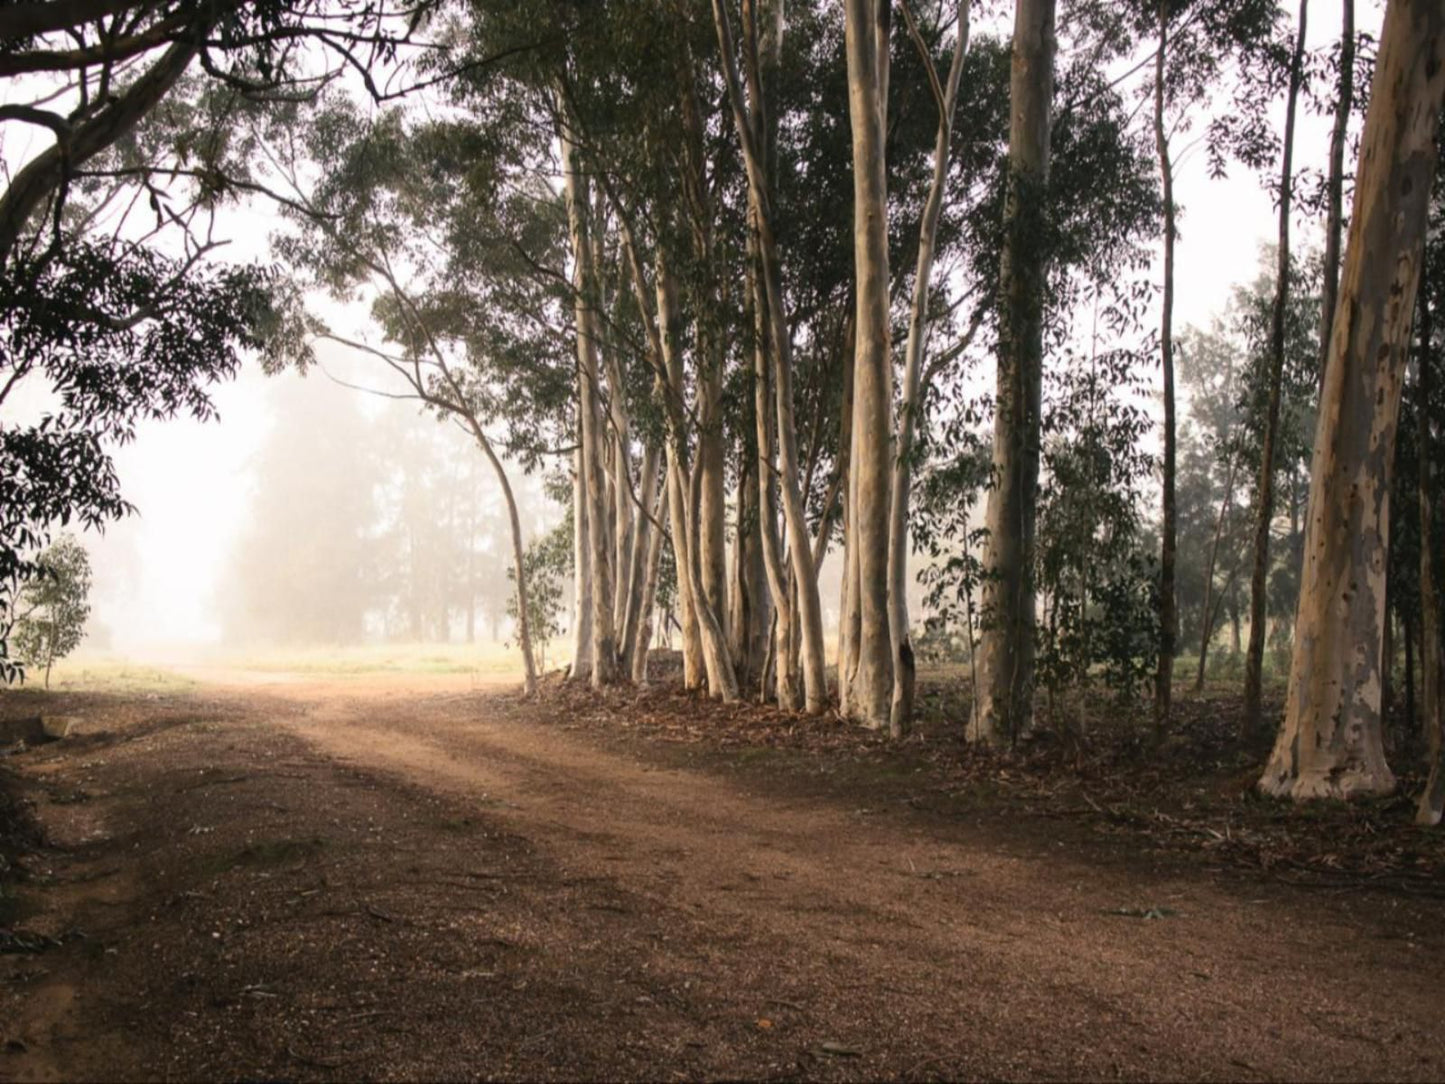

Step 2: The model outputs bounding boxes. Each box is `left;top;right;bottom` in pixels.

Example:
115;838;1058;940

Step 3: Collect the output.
1316;0;1355;377
842;0;895;731
883;0;973;735
1120;0;1280;731
1242;0;1310;741
262;97;580;696
713;0;828;712
1260;0;1444;801
971;0;1057;746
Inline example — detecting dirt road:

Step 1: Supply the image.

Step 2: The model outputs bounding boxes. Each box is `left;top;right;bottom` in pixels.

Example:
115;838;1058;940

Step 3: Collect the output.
2;677;1442;1080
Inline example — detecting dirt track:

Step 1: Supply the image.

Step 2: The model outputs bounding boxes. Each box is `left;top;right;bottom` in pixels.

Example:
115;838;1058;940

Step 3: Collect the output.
2;675;1443;1080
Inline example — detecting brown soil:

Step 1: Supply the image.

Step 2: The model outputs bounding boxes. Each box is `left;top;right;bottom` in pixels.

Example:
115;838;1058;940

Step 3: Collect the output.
1;673;1442;1081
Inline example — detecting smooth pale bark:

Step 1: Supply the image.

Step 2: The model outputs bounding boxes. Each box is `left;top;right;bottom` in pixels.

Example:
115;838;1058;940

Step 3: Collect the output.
590;189;628;640
838;313;860;715
469;425;538;697
1243;0;1308;739
844;0;894;731
1417;267;1444;824
714;0;829;713
746;221;799;709
619;446;661;680
889;0;971;736
657;251;739;701
678;63;729;634
1259;0;1443;800
569;448;593;681
1319;0;1355;391
634;484;668;685
559;108;617;686
601;329;635;641
668;456;707;690
1153;2;1179;734
971;0;1056;746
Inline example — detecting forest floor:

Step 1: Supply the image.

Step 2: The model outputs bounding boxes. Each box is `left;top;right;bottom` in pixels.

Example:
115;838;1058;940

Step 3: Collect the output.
1;665;1443;1081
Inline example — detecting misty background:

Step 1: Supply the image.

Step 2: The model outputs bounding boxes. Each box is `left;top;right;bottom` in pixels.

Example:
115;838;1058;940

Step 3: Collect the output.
49;0;1367;666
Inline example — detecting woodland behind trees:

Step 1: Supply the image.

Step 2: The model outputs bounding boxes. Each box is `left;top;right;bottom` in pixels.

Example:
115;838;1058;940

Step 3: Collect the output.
1;0;1444;818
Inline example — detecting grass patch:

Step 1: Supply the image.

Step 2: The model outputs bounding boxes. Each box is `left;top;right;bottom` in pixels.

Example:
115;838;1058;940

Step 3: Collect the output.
41;656;197;694
221;642;524;678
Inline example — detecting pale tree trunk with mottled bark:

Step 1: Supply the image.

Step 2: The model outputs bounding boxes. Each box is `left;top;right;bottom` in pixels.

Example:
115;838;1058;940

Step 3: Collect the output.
888;0;971;737
1244;0;1308;740
1319;0;1355;394
971;0;1056;746
844;0;894;731
1259;0;1443;800
559;104;617;686
570;447;593;681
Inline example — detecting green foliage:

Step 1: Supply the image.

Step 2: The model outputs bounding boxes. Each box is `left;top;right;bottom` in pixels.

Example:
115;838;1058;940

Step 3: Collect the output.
1173;248;1321;660
0;239;269;681
13;534;92;688
507;517;571;672
1035;325;1159;708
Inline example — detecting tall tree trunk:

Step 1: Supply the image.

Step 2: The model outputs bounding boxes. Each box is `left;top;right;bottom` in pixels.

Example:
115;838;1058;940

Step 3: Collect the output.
471;428;538;696
1259;0;1443;801
634;484;668;685
729;446;771;690
1195;457;1239;691
1244;0;1308;740
971;0;1056;746
746;224;799;709
620;446;661;680
714;0;828;713
886;0;972;737
602;351;635;643
1319;0;1355;393
656;247;739;701
559;104;617;686
1153;2;1179;735
844;0;895;731
837;308;860;715
569;447;593;681
1417;250;1444;823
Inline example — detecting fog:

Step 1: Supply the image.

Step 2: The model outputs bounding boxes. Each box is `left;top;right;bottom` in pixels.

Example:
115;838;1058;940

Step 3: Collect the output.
50;0;1366;670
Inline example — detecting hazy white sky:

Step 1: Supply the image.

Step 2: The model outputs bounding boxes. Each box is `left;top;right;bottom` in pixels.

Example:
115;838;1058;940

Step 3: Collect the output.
4;0;1376;655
